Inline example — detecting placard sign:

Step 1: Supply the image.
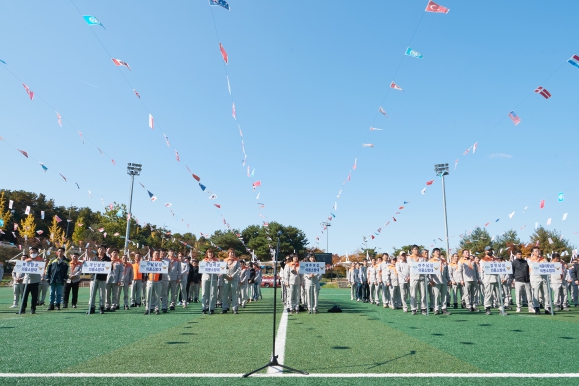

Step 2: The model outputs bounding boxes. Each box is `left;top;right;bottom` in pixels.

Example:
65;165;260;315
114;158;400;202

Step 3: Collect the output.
13;261;46;274
139;260;169;274
199;261;227;274
82;261;112;274
299;262;326;274
531;262;562;276
482;262;513;275
410;262;440;274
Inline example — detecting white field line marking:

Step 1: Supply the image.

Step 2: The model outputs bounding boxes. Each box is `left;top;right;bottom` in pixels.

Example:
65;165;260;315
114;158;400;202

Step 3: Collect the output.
2;373;579;378
267;309;288;374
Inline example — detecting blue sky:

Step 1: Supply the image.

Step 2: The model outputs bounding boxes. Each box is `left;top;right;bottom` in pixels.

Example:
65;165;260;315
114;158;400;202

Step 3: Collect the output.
1;1;578;255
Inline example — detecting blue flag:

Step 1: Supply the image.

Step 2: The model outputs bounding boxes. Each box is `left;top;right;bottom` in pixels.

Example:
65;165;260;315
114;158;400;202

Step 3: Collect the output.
0;59;6;65
116;209;123;217
199;183;206;191
209;0;230;10
558;192;564;202
0;219;4;227
405;47;423;59
83;15;106;30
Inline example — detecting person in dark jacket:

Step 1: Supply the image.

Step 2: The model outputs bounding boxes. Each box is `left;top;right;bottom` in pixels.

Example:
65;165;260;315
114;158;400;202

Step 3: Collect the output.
45;247;69;311
510;250;532;313
570;258;579;287
188;259;201;303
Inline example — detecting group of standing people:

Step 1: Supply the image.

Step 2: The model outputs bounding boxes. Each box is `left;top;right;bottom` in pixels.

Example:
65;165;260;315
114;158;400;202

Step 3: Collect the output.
348;245;579;316
199;248;263;314
280;253;322;314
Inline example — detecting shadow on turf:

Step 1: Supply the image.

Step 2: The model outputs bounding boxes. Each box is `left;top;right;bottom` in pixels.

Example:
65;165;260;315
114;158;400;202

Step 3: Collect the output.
306;350;416;371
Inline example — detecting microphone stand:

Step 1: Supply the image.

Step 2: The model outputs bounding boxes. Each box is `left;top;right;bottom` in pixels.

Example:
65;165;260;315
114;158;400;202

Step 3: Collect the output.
242;232;308;377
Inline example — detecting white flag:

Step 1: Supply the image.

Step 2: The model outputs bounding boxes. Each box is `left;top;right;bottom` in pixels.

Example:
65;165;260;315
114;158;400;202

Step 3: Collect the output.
25;206;30;215
508;211;515;219
148;114;154;130
547;218;551;225
8;200;13;209
563;213;568;221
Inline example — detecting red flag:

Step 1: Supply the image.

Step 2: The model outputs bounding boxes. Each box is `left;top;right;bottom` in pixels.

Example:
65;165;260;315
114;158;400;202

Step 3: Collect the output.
55;215;62;223
192;174;201;182
175;150;180;162
252;181;261;187
219;43;228;64
133;89;141;99
390;81;403;91
393;217;397;222
540;199;545;209
18;149;29;158
371;235;375;239
111;58;131;70
534;86;552;99
425;0;449;13
214;204;221;208
232;102;236;120
59;173;67;182
426;180;434;186
22;83;34;100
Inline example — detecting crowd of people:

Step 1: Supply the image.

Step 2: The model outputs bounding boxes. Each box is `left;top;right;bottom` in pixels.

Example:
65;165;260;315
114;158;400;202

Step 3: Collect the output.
279;253;322;314
7;246;264;315
347;245;579;315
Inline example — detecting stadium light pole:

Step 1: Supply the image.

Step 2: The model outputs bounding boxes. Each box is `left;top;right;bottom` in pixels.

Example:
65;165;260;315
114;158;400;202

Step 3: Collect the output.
321;221;332;281
434;163;451;258
124;163;142;254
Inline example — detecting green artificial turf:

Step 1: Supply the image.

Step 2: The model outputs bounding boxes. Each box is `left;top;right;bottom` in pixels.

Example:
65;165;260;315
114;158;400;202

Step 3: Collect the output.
1;285;579;385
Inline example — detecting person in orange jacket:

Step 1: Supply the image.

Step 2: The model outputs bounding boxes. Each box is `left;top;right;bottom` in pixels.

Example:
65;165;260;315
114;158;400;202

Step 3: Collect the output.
131;253;144;307
63;252;83;309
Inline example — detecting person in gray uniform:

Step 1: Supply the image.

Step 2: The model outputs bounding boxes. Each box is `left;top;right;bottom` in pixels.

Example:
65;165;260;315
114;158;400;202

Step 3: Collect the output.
119;254;134;310
38;255;50;306
303;253;322;314
429;248;451;315
529;247;553;315
408;245;427;315
380;255;391;308
167;251;182;311
550;253;568;311
449;253;462;309
11;255;25;309
566;259;578;307
222;248;241;314
105;249;123;312
396;252;410;312
458;249;480;312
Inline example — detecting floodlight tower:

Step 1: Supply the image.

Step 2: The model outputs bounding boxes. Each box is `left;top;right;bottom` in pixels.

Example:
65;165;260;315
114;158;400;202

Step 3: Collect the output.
124;163;142;254
434;163;450;258
321;222;331;253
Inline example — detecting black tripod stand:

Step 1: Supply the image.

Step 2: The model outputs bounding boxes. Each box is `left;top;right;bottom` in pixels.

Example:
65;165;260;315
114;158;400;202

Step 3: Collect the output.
242;232;308;378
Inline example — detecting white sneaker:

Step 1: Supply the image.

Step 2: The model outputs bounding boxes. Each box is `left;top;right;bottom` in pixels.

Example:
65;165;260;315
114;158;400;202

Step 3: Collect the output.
528;309;534;313
9;305;17;308
516;308;521;313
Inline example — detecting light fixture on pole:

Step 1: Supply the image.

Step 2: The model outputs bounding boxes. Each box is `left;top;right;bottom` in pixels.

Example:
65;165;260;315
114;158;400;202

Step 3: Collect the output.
124;163;142;254
434;163;450;258
321;222;331;253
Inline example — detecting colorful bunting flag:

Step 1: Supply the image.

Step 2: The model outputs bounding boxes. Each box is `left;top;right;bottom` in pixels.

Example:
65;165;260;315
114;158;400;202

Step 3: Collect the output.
378;107;388;117
232;102;236;119
40;211;44;219
404;47;423;59
547;218;552;225
473;142;478;153
362;143;374;148
111;58;131;71
568;54;579;69
55;215;62;223
148;114;154;130
508;111;521;125
540;199;545;209
426;180;434;186
82;15;106;29
563;213;568;221
509;211;515;219
165;203;172;207
163;134;170;147
192;174;201;182
199;183;206;191
421;188;426;195
25;206;30;215
369;126;383;131
252;181;262;188
18;149;29;158
22;83;34;100
133;89;141;99
534;86;551;99
214;204;221;208
219;43;228;64
425;0;450;13
352;158;357;170
558;192;564;202
175;150;180;162
454;159;458;170
390;81;404;91
56;112;62;127
39;162;48;172
59;173;67;182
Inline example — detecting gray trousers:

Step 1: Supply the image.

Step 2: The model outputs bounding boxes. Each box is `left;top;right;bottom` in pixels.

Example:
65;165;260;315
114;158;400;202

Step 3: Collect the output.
431;284;446;311
410;278;427;311
89;280;106;309
350;283;357;300
120;285;129;306
463;281;477;308
39;281;49;303
288;284;301;310
552;282;567;309
222;280;239;310
189;282;200;301
179;280;189;304
146;281;162;310
501;283;511;307
201;278;217;311
484;281;500;309
515;281;532;310
567;282;578;305
169;280;179;307
531;279;551;309
389;285;400;308
239;282;248;305
369;282;377;302
13;283;23;305
105;282;119;308
399;282;410;310
451;283;462;304
161;280;169;309
381;284;391;306
306;283;318;311
130;280;143;305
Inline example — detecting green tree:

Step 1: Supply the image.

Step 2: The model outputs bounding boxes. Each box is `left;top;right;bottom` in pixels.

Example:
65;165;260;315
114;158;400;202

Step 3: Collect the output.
491;229;521;258
526;227;575;261
457;227;491;257
392;244;426;258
